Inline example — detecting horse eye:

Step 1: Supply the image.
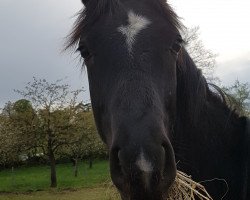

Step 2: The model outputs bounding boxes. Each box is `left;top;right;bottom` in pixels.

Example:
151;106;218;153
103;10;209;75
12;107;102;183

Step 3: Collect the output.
77;46;91;60
171;42;182;54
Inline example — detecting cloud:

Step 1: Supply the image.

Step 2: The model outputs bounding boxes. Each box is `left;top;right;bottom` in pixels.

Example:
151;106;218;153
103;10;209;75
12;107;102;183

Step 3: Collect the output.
0;0;88;108
216;54;250;85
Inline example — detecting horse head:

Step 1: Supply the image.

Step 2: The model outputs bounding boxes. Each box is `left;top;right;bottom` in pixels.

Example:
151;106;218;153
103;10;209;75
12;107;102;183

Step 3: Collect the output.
67;0;183;199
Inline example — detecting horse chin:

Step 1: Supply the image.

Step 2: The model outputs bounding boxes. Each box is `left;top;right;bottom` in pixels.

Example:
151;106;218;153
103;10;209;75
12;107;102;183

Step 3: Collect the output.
116;170;176;200
110;143;177;200
119;191;166;200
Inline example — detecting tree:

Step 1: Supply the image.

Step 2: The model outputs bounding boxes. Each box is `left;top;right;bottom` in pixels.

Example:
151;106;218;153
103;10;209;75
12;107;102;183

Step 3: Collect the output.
0;111;20;168
80;109;107;169
11;100;38;153
58;104;107;176
223;80;250;116
15;77;84;187
182;27;250;116
182;26;218;83
0;100;38;167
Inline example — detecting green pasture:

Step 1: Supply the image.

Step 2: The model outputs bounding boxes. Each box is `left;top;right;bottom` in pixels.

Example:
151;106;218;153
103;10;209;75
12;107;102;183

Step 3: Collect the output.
0;160;110;193
0;187;118;200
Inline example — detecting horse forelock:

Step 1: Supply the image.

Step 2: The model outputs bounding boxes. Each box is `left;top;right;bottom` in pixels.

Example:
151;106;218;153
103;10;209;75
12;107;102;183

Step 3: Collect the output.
65;0;183;51
65;0;119;50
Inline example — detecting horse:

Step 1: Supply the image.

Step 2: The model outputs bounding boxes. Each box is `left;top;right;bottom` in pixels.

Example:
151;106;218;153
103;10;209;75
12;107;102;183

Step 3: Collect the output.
66;0;250;199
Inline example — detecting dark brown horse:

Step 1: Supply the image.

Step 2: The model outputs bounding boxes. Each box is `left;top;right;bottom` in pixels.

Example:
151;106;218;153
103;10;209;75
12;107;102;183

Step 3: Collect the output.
66;0;250;199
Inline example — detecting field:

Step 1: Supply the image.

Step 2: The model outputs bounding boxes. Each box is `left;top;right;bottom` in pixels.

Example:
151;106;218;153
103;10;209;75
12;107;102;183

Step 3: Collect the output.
0;188;116;200
0;160;115;200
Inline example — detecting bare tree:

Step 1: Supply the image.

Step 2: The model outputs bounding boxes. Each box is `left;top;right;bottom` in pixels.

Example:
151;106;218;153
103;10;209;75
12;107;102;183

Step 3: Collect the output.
223;80;250;116
182;26;218;83
15;77;84;187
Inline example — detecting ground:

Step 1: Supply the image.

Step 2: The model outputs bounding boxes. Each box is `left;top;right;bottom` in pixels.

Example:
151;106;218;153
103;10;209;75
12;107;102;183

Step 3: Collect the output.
0;187;118;200
0;160;119;200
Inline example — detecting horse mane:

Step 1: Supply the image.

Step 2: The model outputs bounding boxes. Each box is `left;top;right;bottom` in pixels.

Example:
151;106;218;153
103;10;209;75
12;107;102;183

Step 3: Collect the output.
148;0;183;30
176;48;241;126
65;0;183;51
247;118;250;135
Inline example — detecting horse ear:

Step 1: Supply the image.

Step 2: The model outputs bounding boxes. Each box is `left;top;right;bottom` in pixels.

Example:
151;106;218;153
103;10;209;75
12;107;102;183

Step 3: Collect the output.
81;0;89;5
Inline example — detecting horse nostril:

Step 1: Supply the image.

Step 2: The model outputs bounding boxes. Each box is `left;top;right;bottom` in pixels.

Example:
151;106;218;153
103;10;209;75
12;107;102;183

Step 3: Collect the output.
161;145;166;155
118;150;121;162
161;142;177;188
110;147;124;175
110;147;121;169
110;147;126;192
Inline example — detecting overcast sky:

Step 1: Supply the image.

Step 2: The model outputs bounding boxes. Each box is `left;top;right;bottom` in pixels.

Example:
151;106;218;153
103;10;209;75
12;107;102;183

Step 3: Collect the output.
0;0;249;108
170;0;250;84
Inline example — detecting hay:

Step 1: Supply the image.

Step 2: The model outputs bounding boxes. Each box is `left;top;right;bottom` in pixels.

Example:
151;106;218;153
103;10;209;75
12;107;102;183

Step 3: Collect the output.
166;171;213;200
105;170;213;200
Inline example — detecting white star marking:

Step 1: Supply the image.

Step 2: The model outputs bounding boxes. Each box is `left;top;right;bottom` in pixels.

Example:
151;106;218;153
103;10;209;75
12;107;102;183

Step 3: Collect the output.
118;10;151;54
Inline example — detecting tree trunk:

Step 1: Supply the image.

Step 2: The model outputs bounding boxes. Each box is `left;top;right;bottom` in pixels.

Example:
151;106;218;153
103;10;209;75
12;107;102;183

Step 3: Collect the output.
48;127;57;188
74;158;78;177
49;149;57;187
89;157;93;169
70;158;76;166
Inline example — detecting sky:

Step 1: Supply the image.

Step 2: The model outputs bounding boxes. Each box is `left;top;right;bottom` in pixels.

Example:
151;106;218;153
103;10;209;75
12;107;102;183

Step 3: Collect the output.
169;0;250;84
0;0;249;108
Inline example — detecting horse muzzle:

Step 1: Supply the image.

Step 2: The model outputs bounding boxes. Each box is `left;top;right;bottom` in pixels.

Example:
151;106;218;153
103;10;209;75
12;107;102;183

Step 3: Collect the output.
110;139;176;200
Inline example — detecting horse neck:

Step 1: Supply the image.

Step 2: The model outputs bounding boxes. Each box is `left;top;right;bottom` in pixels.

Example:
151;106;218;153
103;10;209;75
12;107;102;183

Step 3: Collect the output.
175;91;247;161
246;117;250;198
176;50;247;157
175;51;249;198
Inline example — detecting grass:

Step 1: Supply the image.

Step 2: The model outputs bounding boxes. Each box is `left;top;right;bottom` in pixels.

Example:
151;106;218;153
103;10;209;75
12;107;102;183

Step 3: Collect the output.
0;160;110;192
0;160;213;200
0;187;115;200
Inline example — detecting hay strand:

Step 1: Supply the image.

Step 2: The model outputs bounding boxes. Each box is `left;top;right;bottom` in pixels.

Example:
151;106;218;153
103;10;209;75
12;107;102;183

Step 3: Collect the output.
105;170;213;200
167;171;213;200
